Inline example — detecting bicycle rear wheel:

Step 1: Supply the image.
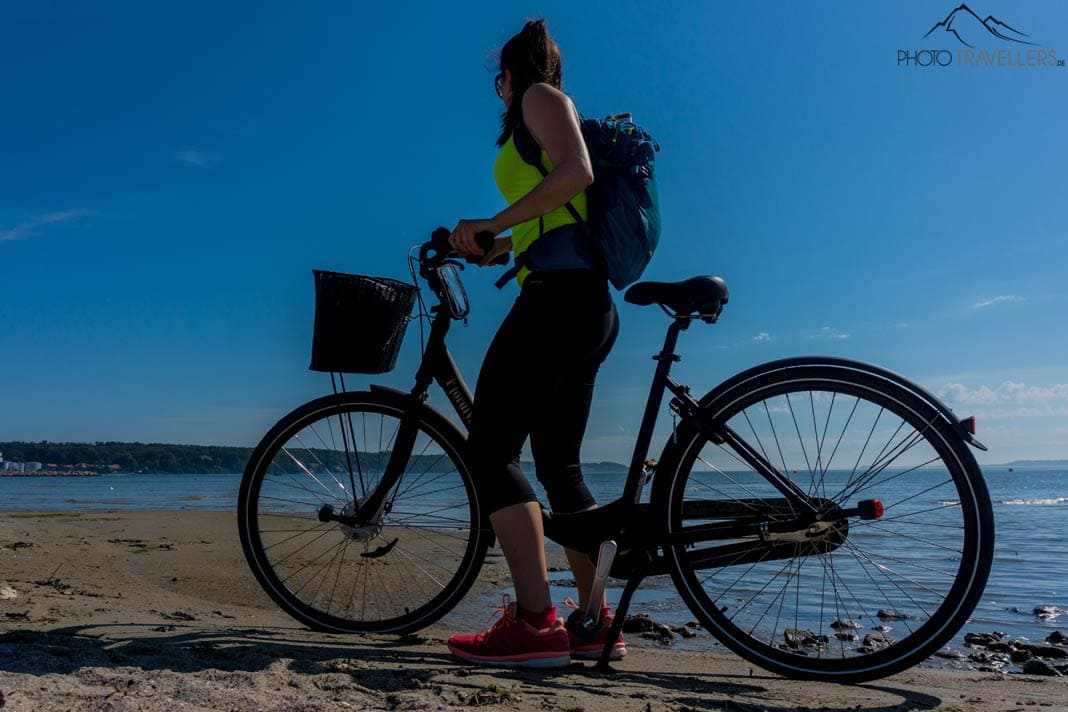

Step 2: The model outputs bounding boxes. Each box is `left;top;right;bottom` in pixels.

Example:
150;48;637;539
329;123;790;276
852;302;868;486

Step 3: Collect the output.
657;366;993;682
238;390;489;634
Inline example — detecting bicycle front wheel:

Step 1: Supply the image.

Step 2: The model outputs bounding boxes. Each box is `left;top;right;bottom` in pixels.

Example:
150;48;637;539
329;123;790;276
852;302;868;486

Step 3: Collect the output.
238;390;489;634
657;366;994;682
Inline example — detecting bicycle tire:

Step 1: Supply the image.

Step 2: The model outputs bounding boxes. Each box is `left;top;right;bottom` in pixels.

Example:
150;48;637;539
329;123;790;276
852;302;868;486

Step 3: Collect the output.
238;389;490;634
654;365;994;682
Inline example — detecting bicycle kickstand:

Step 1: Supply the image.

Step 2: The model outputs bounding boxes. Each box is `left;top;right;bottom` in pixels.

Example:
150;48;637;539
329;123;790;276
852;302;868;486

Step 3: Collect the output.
594;550;651;673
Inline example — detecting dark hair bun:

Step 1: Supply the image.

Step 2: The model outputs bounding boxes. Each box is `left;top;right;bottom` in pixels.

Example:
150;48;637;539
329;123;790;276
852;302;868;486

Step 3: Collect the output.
523;19;547;38
495;18;564;147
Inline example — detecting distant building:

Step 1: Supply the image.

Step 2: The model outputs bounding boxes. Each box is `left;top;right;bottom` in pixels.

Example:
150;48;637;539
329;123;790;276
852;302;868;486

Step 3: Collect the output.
0;453;37;472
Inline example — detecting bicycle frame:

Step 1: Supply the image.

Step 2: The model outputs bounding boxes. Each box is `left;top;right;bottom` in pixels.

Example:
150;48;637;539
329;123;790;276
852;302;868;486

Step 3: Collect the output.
347;259;821;551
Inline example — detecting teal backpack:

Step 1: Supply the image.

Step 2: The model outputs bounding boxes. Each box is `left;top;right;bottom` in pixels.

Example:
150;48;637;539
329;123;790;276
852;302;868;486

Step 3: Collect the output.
499;113;661;290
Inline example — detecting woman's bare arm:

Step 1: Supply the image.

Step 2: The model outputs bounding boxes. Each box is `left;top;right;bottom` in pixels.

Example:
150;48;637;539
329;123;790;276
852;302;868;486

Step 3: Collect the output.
489;83;593;233
449;83;592;257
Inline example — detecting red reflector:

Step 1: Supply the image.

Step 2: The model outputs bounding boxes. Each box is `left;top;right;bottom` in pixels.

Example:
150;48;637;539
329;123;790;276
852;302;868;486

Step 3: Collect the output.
962;416;976;435
858;499;884;520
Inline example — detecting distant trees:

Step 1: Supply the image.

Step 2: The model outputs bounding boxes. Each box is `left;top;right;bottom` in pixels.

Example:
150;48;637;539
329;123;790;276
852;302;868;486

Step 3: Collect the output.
0;441;629;475
0;441;252;474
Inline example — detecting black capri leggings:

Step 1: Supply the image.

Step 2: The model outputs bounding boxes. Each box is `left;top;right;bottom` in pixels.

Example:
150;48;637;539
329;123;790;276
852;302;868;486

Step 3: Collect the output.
466;270;619;515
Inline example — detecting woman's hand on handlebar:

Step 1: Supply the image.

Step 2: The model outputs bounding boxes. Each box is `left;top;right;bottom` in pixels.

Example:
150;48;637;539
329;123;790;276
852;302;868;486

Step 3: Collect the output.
449;218;500;258
478;235;512;267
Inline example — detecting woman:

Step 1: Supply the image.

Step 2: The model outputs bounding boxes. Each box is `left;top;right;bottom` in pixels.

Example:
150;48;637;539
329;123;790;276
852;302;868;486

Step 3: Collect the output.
447;19;624;668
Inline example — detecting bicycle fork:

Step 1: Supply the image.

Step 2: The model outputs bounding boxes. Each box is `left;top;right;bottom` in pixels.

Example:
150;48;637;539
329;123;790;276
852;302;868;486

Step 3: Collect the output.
316;399;422;535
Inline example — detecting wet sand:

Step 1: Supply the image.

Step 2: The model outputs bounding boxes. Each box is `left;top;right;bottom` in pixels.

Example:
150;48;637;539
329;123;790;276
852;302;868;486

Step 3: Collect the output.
1;511;1066;711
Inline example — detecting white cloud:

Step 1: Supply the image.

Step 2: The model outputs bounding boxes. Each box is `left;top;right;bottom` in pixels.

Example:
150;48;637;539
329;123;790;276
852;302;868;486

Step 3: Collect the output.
972;295;1024;311
177;149;213;167
0;209;95;243
938;381;1068;420
939;381;1068;405
754;332;770;341
810;326;849;340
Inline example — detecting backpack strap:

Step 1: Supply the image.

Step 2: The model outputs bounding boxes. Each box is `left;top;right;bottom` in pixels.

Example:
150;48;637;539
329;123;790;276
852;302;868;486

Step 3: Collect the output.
513;121;590;232
495;122;599;290
494;253;527;289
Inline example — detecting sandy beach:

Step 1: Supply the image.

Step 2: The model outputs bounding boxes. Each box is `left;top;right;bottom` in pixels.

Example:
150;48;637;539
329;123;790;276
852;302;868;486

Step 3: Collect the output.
1;511;1066;712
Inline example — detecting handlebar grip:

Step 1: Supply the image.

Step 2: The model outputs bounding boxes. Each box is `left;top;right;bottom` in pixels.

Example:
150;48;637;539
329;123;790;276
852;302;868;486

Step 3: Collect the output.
427;227;508;267
473;231;509;266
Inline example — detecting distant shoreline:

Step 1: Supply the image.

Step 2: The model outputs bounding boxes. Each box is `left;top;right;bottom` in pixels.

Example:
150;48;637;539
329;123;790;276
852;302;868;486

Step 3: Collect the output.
0;471;101;478
1;462;1064;477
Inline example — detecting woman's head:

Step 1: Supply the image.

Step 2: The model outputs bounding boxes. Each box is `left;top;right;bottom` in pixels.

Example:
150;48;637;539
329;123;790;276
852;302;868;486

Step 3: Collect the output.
495;19;562;146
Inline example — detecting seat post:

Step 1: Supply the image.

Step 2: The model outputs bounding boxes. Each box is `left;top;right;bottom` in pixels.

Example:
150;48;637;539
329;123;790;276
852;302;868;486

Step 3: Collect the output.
621;317;689;504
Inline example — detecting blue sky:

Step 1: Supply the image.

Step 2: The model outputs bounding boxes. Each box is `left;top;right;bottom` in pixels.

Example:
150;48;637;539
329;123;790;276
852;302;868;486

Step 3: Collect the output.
2;1;1066;466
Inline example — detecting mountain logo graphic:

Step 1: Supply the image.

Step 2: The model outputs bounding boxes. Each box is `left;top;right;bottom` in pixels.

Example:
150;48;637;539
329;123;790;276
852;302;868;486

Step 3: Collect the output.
923;3;1038;48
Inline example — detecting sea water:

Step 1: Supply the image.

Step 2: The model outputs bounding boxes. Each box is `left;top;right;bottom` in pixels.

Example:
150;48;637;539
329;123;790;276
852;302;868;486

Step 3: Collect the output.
1;466;1064;651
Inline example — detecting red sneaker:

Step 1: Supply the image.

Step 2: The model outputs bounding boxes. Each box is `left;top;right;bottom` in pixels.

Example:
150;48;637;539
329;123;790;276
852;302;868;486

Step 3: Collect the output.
447;595;571;668
563;597;627;660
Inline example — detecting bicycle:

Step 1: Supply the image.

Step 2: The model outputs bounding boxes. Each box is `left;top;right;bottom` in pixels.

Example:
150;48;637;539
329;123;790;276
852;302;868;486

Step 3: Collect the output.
238;228;995;683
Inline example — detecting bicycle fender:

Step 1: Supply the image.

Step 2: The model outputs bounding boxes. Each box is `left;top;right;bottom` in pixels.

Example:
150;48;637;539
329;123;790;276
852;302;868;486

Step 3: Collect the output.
694;357;985;451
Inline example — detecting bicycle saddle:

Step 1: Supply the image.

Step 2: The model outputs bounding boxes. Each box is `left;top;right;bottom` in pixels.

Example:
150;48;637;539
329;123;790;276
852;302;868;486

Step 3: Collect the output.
624;276;729;322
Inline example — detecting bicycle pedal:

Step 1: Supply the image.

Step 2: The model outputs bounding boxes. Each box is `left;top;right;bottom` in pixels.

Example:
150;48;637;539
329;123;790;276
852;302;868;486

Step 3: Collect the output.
566;613;604;641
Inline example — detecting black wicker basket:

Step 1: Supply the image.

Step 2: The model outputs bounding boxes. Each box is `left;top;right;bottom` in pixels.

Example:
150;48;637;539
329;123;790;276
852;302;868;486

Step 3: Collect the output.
309;270;418;374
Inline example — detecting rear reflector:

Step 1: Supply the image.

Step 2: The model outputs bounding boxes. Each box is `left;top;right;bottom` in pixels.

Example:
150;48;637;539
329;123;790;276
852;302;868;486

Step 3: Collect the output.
961;416;976;435
858;499;884;520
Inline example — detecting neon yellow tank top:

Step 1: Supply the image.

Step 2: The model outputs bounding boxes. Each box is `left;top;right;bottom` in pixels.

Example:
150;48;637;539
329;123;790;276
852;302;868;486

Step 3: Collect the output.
493;133;588;286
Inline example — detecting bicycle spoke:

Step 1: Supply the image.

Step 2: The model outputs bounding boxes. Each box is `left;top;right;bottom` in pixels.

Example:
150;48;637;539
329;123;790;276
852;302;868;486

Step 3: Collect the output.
293;430;350;496
391;545;449;589
836;427;936;505
751;543;804;642
280;447;344;501
825;549;852;658
841;540;956;589
298;535;350;603
694;453;791;522
393;465;461;501
272;526;338;567
819;395;859;480
261;474;345;503
845;406;883;493
763;399;791;483
743;410;774;473
280;534;347;592
262;521;333;552
877;476;955;513
326;538;352;616
860;522;963;555
668;375;991;679
840;540;920;638
847;502;960;532
840;540;939;619
342;407;363;496
390;547;437;605
258;494;322;509
813;391;833;500
700;543;775;599
783;393;814;488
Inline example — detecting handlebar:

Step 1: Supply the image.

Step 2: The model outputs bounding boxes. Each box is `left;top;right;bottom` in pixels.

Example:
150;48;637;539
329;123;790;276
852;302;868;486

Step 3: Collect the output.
421;227;509;268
